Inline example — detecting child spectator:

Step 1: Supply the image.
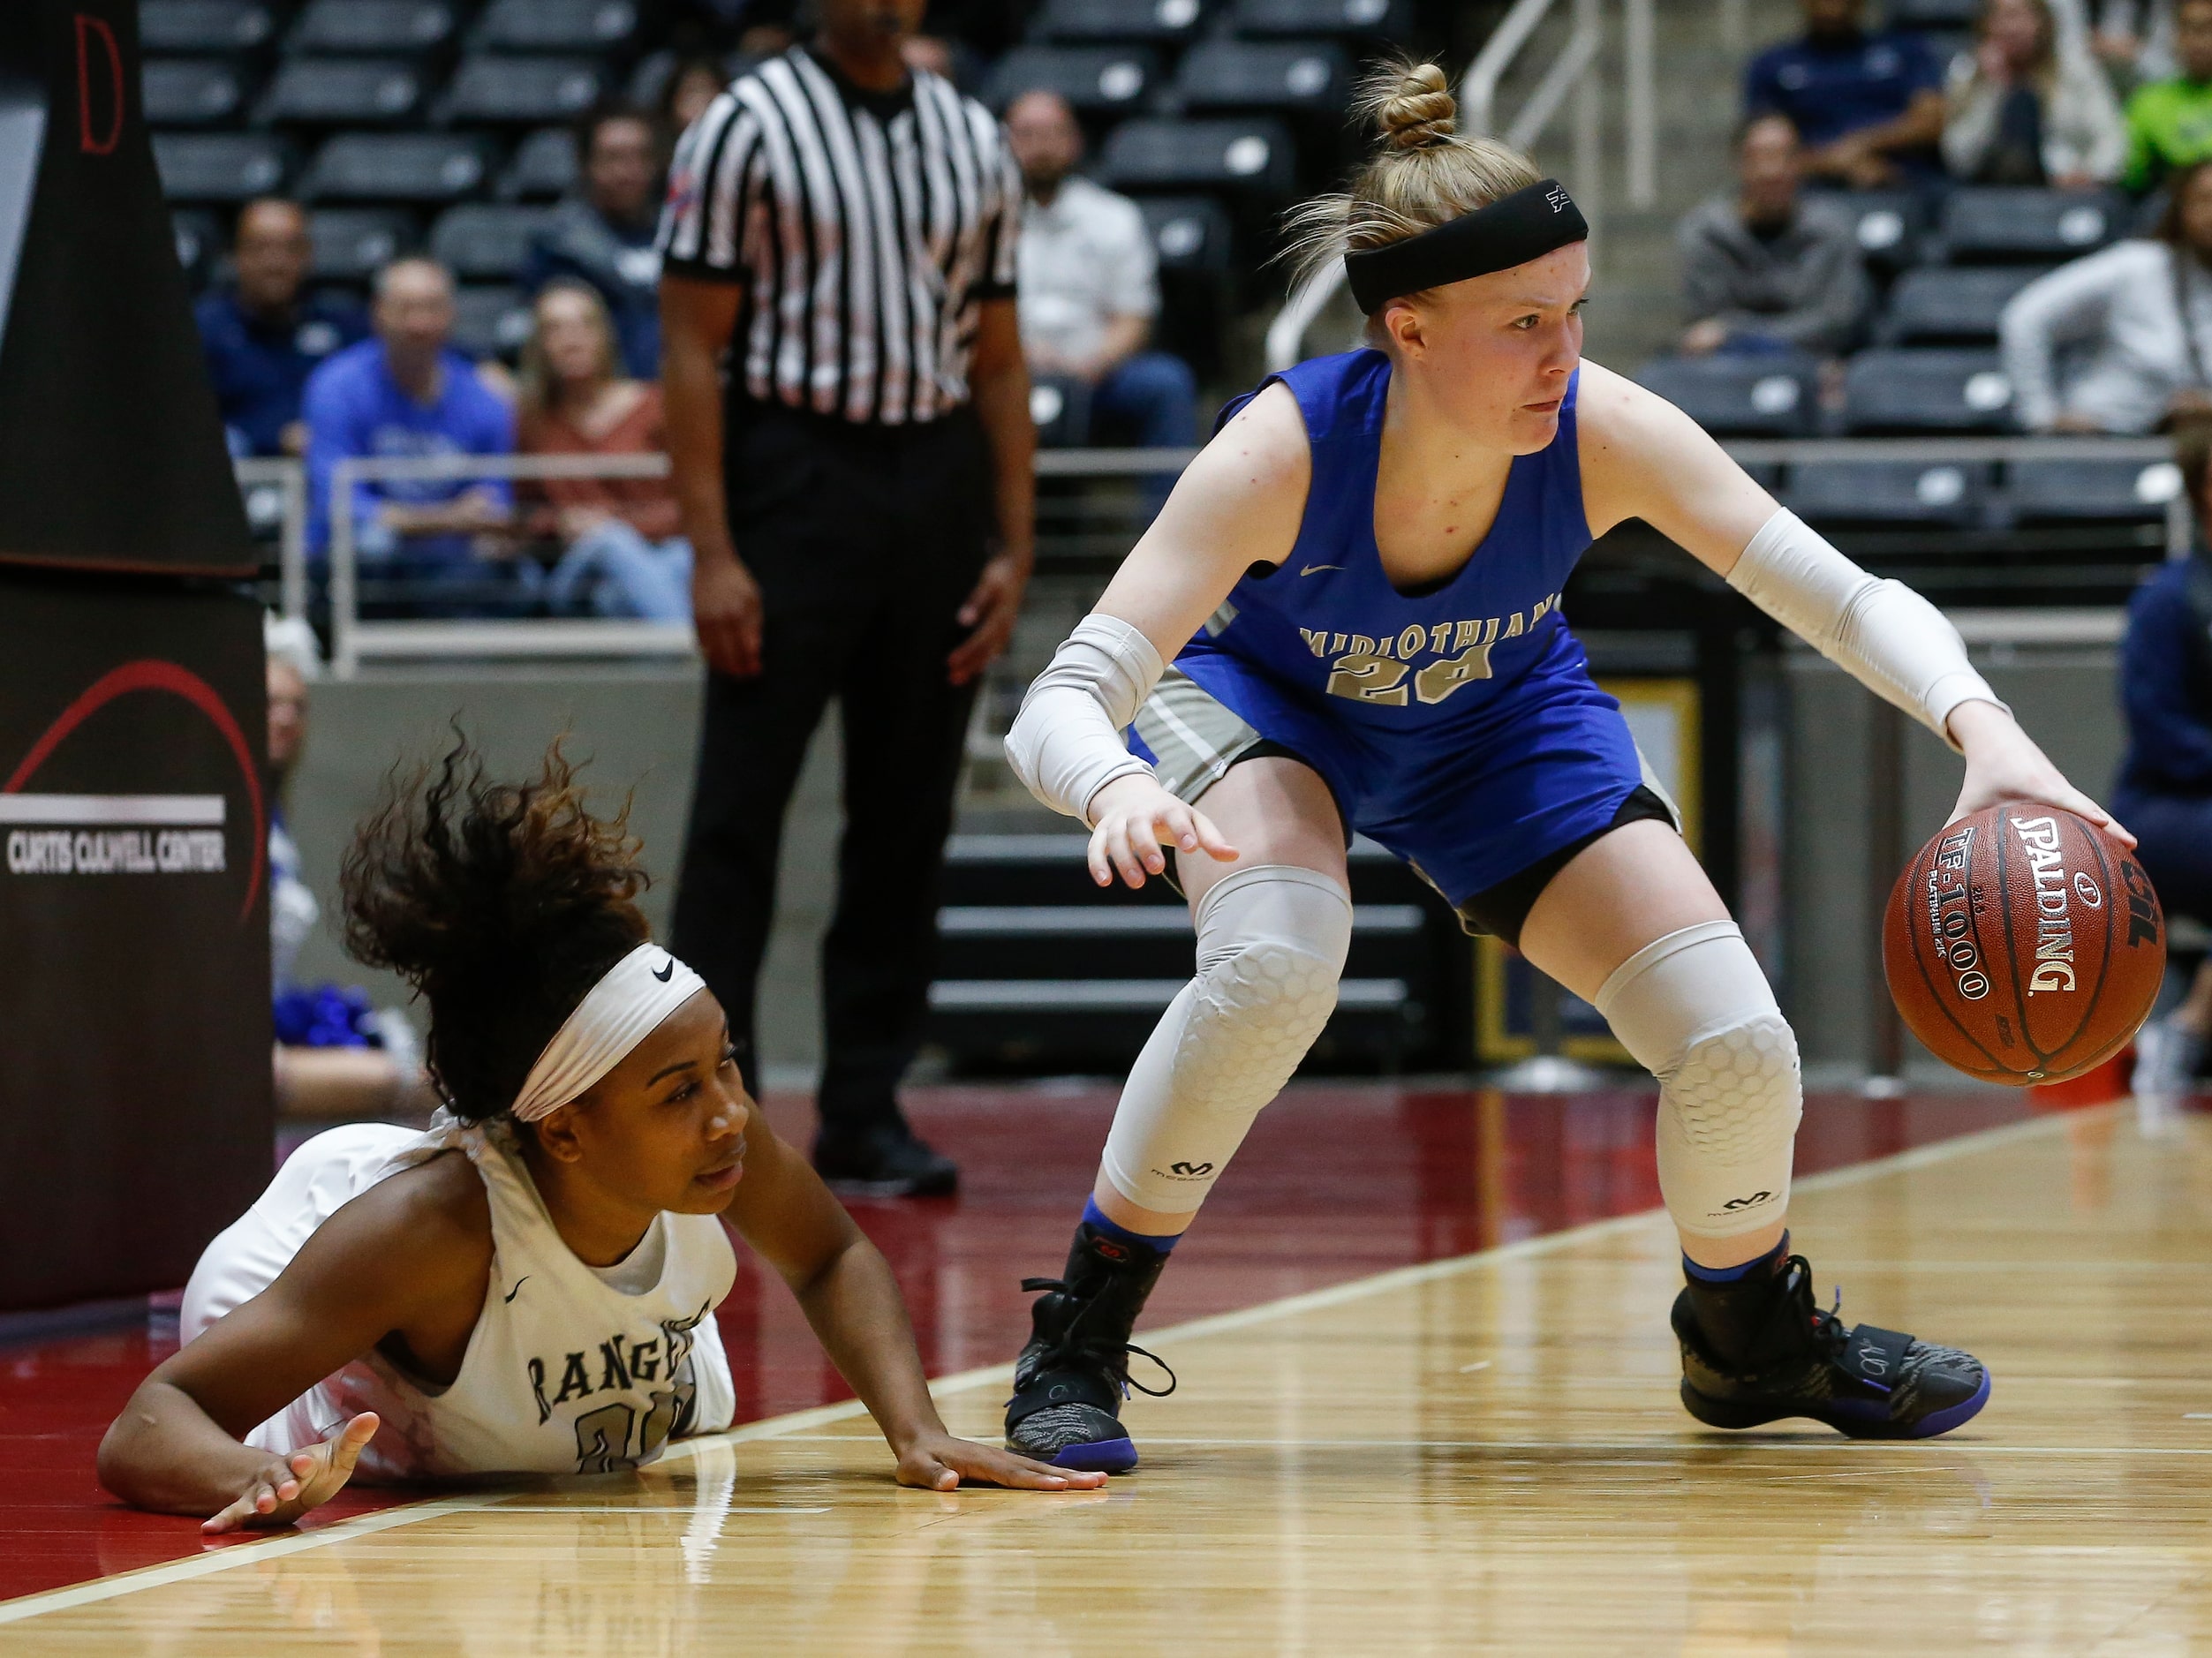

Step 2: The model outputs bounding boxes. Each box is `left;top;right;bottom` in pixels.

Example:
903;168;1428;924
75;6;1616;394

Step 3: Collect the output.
196;200;366;458
1744;0;1947;185
1944;0;2126;185
516;282;691;621
2123;0;2212;191
1678;113;1869;357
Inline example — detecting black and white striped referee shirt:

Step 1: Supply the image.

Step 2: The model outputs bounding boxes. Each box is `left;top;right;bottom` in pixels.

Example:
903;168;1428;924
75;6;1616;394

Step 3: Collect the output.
658;46;1022;427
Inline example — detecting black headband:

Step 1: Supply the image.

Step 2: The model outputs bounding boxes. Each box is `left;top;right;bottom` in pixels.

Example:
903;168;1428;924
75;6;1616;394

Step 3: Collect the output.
1343;179;1589;314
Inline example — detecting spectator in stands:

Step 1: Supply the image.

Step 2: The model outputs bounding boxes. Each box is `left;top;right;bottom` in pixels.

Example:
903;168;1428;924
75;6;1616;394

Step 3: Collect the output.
303;258;523;604
658;54;729;136
1678;112;1869;357
1945;0;2127;185
196;200;366;458
1004;89;1197;470
517;282;691;621
2116;415;2212;1094
1744;0;1947;185
2002;158;2212;430
522;104;665;383
2096;0;2178;80
2123;0;2212;191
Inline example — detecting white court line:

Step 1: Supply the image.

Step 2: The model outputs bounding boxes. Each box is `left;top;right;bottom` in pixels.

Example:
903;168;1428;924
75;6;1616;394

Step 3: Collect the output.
0;1104;2088;1625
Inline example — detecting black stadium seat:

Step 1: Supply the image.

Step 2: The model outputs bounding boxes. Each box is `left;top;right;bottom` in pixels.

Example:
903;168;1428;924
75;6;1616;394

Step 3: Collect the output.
1174;40;1349;117
140;0;275;57
303;132;494;202
1939;187;2120;263
1137;194;1233;272
306;207;418;283
255;57;426;126
1888;0;1976;25
983;45;1159;116
430;203;557;281
1031;0;1210;49
441;57;606;126
450;283;535;359
1785;459;1994;527
2003;457;2183;525
286;0;460;57
1879;265;2049;345
1841;347;2015;433
1817;186;1928;277
1029;373;1093;447
172;208;223;290
1230;0;1409;39
473;0;639;55
153;131;293;201
1634;353;1819;437
142;58;251;126
498;128;578;200
1098;117;1297;196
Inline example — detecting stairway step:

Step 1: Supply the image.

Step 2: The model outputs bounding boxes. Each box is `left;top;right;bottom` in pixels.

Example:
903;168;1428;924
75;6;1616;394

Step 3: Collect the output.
928;976;1410;1012
937;903;1424;936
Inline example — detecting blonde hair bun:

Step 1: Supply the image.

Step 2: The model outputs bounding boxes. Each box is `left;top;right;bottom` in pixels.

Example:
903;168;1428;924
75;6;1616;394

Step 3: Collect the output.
1376;61;1456;150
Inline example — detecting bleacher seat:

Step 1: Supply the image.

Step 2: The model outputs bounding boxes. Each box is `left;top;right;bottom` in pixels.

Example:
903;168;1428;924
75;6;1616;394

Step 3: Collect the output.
1137;194;1233;271
1098;117;1297;196
982;45;1159;115
255;57;426;126
141;0;275;56
450;284;535;359
1818;187;1927;277
473;0;638;55
2004;457;2183;524
303;132;492;202
307;207;417;283
1633;353;1819;437
1230;0;1409;37
1888;0;1976;25
1029;373;1093;447
1940;187;2120;263
498;128;578;200
442;57;606;126
286;0;459;57
1840;347;2015;433
1173;40;1349;117
153;132;293;201
430;203;557;281
1879;266;2049;345
142;59;250;126
172;209;222;290
1785;459;1994;527
1031;0;1211;49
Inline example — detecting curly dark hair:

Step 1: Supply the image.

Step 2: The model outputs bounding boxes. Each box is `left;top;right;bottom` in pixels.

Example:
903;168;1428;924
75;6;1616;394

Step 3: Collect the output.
341;735;651;1122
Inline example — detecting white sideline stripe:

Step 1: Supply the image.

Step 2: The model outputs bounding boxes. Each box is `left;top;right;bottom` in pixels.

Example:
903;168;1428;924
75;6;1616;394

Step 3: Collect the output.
0;795;223;825
0;1104;2087;1625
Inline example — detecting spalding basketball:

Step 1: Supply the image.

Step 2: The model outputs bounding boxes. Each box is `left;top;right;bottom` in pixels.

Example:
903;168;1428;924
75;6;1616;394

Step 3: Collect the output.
1884;803;2164;1085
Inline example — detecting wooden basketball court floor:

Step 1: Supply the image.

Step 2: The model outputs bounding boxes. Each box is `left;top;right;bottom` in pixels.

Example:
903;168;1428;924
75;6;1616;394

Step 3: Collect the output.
6;1089;2211;1652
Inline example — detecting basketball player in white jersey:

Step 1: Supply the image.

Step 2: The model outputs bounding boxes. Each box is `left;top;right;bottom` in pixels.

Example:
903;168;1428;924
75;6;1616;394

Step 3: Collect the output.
99;743;1100;1530
997;61;2130;1471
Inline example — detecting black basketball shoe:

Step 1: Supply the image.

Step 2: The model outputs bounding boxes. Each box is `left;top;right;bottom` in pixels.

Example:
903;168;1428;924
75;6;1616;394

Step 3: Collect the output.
812;1120;958;1198
1004;1221;1176;1473
1673;1247;1989;1439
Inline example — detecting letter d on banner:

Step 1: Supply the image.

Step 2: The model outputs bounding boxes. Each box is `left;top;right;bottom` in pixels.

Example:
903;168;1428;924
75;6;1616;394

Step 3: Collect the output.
74;13;118;154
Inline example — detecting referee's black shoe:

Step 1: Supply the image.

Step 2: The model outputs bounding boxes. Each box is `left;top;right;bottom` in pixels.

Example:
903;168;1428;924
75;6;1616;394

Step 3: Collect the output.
1673;1247;1989;1439
1004;1220;1175;1473
812;1120;958;1197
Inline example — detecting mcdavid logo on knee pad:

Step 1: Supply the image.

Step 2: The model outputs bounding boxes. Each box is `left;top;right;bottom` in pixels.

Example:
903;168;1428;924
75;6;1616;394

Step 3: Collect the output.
1158;1161;1215;1179
1718;1190;1774;1212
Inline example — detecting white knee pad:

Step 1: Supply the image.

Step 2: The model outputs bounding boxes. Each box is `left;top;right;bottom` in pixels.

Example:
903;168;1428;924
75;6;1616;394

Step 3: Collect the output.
1100;864;1352;1214
1593;920;1802;1241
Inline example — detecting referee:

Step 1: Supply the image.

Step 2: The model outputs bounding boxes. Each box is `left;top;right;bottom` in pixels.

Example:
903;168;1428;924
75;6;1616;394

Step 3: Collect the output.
658;0;1033;1195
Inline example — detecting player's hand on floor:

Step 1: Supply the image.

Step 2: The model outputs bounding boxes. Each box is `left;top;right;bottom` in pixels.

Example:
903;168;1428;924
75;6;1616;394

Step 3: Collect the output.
203;1413;380;1534
1086;774;1239;888
894;1431;1108;1491
1946;701;2134;848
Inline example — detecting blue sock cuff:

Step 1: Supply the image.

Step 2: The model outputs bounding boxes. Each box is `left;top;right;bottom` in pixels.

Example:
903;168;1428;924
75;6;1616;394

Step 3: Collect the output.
1083;1197;1181;1255
1682;1232;1788;1285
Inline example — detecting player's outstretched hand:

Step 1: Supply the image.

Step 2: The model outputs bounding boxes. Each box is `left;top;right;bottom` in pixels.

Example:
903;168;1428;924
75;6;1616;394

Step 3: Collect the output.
202;1413;380;1534
1947;700;2135;848
894;1431;1108;1492
1086;773;1239;888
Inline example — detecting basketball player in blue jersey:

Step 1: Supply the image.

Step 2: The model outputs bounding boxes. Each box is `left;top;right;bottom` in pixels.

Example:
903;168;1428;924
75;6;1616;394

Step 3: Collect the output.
998;60;2132;1472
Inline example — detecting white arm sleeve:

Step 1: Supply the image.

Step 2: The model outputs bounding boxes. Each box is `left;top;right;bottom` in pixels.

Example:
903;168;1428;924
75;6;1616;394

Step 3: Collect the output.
1727;508;2006;751
1003;614;1166;825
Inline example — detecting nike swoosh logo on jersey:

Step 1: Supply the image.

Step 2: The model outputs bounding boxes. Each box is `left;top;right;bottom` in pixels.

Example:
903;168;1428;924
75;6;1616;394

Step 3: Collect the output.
652;960;675;982
503;1277;530;1302
1300;563;1343;577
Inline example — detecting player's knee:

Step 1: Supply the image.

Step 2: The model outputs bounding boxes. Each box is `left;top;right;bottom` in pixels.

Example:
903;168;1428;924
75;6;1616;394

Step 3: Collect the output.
1180;864;1353;1093
1660;1012;1802;1164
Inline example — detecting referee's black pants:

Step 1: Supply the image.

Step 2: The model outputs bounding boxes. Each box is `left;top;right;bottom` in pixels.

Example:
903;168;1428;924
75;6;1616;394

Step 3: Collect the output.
670;399;992;1140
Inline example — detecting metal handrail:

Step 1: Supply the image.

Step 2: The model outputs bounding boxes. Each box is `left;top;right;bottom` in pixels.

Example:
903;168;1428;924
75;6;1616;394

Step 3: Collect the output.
234;456;307;624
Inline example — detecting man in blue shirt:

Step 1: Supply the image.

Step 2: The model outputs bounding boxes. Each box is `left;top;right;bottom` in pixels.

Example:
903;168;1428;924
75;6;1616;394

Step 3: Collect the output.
1744;0;1946;186
521;104;663;381
195;200;367;457
302;257;524;608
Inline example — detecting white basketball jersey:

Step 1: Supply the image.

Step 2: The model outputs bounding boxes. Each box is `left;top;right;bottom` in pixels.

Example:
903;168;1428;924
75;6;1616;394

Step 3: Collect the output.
182;1114;737;1481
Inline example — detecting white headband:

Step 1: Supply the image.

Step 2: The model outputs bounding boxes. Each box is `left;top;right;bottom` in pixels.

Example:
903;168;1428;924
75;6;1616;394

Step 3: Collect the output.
510;943;708;1122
